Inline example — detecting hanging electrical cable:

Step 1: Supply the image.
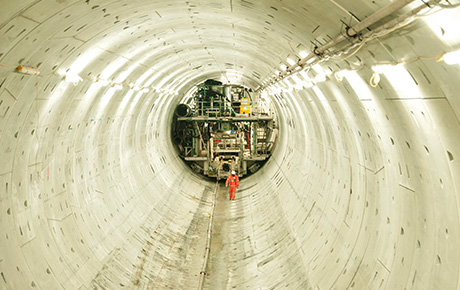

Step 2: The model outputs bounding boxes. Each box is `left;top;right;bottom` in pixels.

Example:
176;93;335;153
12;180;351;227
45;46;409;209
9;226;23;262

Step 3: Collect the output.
260;0;455;92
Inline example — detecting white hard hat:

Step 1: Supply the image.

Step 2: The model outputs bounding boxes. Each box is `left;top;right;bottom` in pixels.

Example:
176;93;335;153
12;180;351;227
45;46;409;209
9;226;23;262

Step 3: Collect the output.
231;171;236;175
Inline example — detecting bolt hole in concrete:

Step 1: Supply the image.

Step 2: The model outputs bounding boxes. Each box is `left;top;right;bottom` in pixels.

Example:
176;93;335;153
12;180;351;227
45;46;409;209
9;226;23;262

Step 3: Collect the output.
171;79;278;181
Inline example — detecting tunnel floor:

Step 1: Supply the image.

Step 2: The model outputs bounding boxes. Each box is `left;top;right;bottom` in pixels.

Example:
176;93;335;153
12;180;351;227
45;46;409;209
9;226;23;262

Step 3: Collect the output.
88;181;216;289
203;183;235;289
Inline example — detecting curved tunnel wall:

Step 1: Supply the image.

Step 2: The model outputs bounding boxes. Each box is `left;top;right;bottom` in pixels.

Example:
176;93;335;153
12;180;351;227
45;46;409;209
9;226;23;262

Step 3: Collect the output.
1;1;460;289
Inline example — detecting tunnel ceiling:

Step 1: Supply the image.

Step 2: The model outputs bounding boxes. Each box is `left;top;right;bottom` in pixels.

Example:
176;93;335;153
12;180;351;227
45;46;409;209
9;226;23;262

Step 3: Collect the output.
1;0;403;92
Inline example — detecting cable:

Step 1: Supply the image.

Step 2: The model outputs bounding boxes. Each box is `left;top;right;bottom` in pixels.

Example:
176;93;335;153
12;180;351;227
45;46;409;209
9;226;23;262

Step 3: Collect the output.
339;41;367;61
39;71;60;78
337;18;415;61
335;0;458;62
369;73;381;87
0;63;18;69
261;0;459;92
35;74;41;176
436;1;460;9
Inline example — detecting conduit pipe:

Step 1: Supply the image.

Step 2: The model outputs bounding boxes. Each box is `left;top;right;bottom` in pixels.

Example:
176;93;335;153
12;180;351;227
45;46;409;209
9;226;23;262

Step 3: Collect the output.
259;0;440;91
346;0;417;37
326;0;442;60
299;0;442;71
312;0;417;55
197;182;219;290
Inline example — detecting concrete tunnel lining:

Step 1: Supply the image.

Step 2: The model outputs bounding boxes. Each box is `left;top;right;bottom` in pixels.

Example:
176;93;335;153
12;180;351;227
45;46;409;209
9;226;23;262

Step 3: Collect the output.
1;0;460;289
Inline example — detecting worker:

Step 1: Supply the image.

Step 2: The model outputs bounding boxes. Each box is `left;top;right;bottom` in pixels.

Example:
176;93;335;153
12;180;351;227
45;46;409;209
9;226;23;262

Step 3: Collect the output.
225;170;239;200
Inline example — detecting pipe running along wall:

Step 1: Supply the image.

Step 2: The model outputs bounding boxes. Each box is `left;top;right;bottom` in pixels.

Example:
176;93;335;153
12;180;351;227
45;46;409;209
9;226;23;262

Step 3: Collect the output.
0;1;460;289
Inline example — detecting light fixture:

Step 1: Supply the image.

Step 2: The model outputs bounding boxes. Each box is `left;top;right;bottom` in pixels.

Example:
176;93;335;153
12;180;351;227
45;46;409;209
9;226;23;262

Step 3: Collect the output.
335;69;353;82
371;63;401;74
282;79;293;92
129;82;141;91
17;66;40;76
312;64;324;73
443;49;460;65
291;74;304;87
339;70;375;100
299;51;309;58
312;64;328;82
96;79;110;86
303;81;314;88
64;73;82;83
313;86;327;101
274;84;283;94
299;70;312;82
315;74;327;83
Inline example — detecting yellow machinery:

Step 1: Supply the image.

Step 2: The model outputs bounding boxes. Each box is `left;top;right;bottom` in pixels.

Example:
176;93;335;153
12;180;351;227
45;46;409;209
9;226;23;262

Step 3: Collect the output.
240;97;251;115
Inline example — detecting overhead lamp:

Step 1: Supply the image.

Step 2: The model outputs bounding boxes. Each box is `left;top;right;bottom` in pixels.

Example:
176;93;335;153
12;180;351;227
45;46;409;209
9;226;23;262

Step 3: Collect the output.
443;50;460;65
371;63;401;74
129;82;141;91
273;85;283;94
315;74;327;83
291;74;303;85
282;79;293;91
371;64;403;88
312;64;330;81
303;81;314;88
96;79;110;86
312;64;323;73
64;72;82;83
17;66;40;76
335;69;352;82
299;70;312;82
299;51;308;58
313;86;327;101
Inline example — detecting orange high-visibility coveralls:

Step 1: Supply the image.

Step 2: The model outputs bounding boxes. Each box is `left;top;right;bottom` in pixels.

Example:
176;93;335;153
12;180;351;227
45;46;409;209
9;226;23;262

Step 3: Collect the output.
225;174;239;200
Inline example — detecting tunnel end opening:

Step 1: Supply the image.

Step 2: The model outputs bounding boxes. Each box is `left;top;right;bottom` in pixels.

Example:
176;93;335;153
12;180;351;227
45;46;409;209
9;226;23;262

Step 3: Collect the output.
171;79;278;180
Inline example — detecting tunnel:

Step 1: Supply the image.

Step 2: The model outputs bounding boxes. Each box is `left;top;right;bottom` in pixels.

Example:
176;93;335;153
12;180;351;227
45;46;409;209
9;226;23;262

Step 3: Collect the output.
1;0;460;289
